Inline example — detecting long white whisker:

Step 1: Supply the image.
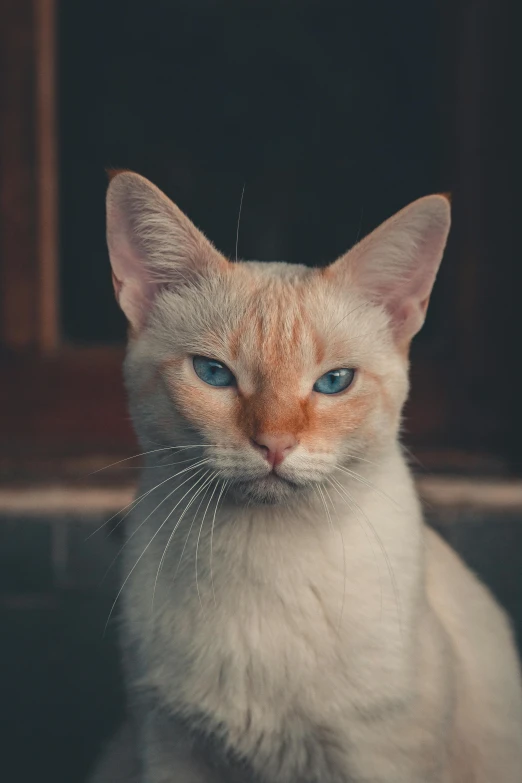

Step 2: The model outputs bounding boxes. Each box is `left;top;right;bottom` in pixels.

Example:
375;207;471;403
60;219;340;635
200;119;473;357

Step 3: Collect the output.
116;454;214;470
330;475;401;633
195;481;220;611
318;484;345;632
152;470;216;609
327;476;383;618
331;302;368;333
102;464;209;630
342;452;379;468
336;464;402;510
173;474;216;581
136;452;220;469
235;183;245;262
100;463;209;589
89;445;214;474
326;476;384;622
315;484;334;533
210;480;229;606
87;485;157;542
88;457;210;542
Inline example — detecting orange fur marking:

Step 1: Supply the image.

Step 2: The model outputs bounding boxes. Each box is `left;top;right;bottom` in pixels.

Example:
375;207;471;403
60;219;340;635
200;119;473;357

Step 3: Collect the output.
157;280;391;457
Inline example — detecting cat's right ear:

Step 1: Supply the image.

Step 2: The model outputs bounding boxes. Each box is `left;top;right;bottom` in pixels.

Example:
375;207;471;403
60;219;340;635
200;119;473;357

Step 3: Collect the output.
106;172;228;331
324;195;451;349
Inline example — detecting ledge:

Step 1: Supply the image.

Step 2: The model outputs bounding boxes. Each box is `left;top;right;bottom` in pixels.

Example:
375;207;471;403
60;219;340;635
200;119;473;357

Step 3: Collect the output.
1;476;522;516
416;476;522;512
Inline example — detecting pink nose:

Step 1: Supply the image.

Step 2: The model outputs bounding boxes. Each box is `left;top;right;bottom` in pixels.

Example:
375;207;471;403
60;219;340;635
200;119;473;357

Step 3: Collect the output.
251;433;298;467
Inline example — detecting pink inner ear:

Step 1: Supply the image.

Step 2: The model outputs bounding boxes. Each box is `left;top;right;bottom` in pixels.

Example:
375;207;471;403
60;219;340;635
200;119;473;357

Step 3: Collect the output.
331;195;451;346
382;259;439;342
107;210;161;331
106;172;231;333
387;222;448;342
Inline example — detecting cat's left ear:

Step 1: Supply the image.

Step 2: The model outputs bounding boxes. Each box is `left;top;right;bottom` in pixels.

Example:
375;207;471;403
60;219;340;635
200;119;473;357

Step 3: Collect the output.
106;171;228;332
325;195;451;348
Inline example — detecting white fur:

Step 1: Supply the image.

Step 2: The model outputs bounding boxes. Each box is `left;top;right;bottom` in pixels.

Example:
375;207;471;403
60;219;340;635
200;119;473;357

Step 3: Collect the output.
114;448;522;782
90;174;522;782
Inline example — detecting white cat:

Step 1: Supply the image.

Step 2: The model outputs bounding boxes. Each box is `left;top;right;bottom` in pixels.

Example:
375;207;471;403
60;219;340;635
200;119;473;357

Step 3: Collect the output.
90;172;522;782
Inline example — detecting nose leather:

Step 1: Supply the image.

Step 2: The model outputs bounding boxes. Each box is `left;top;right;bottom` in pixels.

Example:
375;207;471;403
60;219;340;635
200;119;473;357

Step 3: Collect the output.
251;433;298;467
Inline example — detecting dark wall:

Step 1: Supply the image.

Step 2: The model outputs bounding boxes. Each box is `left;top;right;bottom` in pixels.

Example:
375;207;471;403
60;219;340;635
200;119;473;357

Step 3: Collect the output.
57;0;522;464
59;0;446;343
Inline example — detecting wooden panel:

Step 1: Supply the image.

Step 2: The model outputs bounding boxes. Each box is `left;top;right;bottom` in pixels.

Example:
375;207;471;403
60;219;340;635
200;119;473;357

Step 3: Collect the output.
0;0;38;349
446;0;520;458
35;0;59;351
0;348;135;463
0;0;58;352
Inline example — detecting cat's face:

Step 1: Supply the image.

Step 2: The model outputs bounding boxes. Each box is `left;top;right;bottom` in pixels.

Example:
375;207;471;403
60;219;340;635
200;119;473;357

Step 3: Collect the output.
107;173;450;504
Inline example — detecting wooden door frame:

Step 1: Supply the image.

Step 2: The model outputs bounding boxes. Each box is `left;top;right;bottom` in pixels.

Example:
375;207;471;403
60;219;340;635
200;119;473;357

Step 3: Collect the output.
0;0;58;352
0;0;133;474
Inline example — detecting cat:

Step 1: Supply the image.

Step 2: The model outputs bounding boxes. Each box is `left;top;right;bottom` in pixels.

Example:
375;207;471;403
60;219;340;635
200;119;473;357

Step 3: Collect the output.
89;171;522;783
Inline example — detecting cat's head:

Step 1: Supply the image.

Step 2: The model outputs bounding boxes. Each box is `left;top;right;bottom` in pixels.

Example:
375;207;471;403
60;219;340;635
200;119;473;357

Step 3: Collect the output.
107;173;450;504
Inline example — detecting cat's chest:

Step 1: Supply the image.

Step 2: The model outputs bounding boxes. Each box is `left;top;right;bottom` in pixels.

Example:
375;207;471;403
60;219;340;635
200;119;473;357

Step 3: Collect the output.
132;516;405;723
150;570;343;710
125;503;413;779
147;581;353;781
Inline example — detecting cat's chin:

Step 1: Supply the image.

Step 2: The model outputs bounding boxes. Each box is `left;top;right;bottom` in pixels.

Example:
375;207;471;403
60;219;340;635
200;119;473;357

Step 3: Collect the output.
228;474;308;505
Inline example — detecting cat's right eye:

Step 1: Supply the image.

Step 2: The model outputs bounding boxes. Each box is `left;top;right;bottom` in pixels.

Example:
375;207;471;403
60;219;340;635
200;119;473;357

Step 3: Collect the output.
192;356;236;387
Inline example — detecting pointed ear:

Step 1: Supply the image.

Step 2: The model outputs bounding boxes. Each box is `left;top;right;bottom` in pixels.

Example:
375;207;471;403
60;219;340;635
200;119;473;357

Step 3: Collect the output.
325;195;451;347
106;172;228;330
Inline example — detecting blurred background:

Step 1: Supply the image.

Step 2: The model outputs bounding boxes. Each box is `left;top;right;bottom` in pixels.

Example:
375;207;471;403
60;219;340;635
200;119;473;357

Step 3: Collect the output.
0;1;521;781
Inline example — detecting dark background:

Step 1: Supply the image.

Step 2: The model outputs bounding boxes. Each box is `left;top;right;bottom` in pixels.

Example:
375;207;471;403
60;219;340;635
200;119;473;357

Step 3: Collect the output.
59;0;447;345
2;0;521;466
1;1;522;782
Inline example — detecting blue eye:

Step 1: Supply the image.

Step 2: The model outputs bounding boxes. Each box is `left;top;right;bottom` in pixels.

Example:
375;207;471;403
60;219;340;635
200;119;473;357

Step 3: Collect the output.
313;368;355;395
193;356;236;387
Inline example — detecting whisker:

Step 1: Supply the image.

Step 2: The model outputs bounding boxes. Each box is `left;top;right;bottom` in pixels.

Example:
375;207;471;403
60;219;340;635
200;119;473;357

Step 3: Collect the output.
401;443;425;470
173;474;216;581
90;445;218;475
330;475;401;634
315;485;333;533
353;203;365;245
87;486;154;542
326;477;383;622
235;183;246;262
195;481;220;611
335;464;402;510
113;454;212;470
342;452;380;468
100;464;209;590
331;302;368;333
101;463;209;621
87;456;209;541
318;484;346;633
151;470;216;609
210;480;229;606
109;459;211;540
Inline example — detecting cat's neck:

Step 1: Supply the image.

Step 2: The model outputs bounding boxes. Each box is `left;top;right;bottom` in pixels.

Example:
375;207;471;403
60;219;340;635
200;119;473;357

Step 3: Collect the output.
125;440;424;690
131;440;422;568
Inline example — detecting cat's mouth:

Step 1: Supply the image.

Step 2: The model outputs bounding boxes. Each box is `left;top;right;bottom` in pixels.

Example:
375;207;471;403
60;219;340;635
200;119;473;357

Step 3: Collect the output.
206;450;320;504
229;471;305;505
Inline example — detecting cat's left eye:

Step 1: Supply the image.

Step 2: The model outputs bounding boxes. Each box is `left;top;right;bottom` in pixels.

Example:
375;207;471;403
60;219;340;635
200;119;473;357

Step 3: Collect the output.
193;356;236;387
313;368;355;395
